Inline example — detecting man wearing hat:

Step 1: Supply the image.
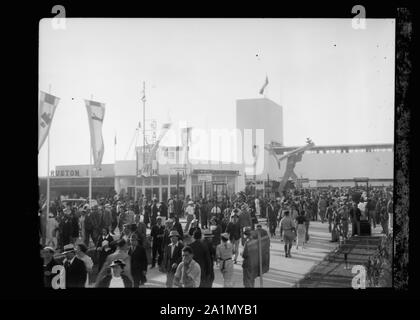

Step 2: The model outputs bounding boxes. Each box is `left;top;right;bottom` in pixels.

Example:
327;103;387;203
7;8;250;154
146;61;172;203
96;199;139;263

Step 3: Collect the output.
241;227;255;287
102;203;113;233
189;229;212;288
96;227;115;272
201;229;216;287
97;259;133;288
62;243;87;288
150;216;165;268
216;233;234;287
42;246;59;288
162;230;184;287
184;200;196;232
151;199;159;228
225;213;241;263
128;233;148;287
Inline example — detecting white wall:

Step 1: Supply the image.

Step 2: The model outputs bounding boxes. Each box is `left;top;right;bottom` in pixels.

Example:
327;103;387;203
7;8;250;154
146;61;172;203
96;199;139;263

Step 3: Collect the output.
271;150;394;181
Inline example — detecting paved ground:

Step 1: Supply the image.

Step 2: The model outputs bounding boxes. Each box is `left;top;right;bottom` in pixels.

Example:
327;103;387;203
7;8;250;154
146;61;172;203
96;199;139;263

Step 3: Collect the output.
79;219;385;288
142;220;340;288
296;235;385;288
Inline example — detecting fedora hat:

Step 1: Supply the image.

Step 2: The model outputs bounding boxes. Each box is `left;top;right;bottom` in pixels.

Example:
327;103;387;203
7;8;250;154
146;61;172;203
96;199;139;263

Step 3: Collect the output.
110;259;126;268
169;230;180;238
221;232;229;240
63;244;75;253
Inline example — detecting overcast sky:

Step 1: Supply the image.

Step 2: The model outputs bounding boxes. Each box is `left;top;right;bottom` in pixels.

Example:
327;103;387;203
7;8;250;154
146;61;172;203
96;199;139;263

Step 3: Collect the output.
38;18;395;176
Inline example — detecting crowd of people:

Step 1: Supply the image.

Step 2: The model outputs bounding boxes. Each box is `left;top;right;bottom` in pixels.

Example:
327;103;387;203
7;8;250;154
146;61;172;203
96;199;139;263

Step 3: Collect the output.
40;184;393;288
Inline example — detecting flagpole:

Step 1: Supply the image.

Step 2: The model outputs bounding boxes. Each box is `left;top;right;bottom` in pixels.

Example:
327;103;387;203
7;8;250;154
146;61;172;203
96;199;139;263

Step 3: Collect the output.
45;84;52;246
89;94;93;207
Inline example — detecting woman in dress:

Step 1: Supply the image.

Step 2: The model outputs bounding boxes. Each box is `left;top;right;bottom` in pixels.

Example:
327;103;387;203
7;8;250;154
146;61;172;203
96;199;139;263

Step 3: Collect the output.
279;210;296;258
295;211;306;251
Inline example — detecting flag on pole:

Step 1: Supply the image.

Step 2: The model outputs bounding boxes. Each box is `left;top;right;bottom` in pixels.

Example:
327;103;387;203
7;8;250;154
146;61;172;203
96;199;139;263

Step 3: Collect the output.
114;134;117;145
85;99;105;169
259;76;269;95
181;127;192;165
38;91;60;151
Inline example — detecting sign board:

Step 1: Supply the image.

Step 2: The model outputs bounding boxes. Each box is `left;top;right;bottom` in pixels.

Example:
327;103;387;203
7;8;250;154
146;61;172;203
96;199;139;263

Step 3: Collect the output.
198;174;212;182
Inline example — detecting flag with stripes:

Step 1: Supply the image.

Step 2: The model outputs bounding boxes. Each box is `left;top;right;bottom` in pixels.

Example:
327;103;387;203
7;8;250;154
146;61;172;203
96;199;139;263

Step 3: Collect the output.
259;75;269;95
38;91;60;151
85;99;105;169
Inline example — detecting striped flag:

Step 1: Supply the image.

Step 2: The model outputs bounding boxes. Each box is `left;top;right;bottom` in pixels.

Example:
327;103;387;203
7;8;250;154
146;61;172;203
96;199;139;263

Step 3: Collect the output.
85;99;105;169
259;76;269;95
38;91;60;151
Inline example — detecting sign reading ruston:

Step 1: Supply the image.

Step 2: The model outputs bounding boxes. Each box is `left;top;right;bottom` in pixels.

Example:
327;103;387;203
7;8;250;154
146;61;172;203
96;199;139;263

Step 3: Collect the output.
50;170;80;177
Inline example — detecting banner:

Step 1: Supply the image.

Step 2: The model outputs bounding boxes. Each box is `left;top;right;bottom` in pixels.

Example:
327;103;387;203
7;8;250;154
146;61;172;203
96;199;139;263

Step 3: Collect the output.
181;127;192;165
38;91;60;151
85;99;105;169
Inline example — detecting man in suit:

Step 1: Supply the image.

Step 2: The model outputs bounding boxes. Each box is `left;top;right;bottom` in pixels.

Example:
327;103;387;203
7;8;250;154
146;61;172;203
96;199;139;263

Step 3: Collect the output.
189;229;212;288
60;210;73;250
201;230;216;287
62;244;87;288
102;203;113;232
151;199;159;228
128;233;148;287
150;217;165;268
96;228;115;272
162;231;183;287
95;238;134;286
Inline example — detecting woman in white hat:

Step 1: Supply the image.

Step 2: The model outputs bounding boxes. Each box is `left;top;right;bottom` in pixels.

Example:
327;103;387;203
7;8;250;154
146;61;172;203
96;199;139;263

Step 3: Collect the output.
216;233;234;287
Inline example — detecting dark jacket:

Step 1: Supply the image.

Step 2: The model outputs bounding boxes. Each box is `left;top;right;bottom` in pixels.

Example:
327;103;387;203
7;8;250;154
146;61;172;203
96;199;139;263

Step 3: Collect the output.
96;234;115;270
97;274;133;288
64;257;87;288
159;203;168;218
226;221;241;241
128;245;148;282
190;239;212;288
43;259;60;288
162;241;184;273
150;224;165;246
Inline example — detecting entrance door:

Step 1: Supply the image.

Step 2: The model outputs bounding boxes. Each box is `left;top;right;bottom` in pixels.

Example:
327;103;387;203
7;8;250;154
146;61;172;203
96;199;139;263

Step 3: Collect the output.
213;183;226;202
145;188;152;202
152;187;159;201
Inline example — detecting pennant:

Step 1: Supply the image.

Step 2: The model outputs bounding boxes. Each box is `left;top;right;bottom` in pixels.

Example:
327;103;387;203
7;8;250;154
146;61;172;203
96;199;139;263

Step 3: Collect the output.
138;123;172;177
38;91;60;151
85;99;105;169
259;76;269;95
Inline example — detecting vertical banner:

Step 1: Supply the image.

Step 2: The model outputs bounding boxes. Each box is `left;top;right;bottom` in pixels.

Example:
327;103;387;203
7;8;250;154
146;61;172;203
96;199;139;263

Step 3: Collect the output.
181;127;192;166
85;99;105;169
38;91;60;151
